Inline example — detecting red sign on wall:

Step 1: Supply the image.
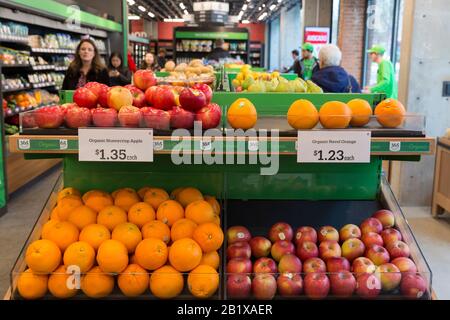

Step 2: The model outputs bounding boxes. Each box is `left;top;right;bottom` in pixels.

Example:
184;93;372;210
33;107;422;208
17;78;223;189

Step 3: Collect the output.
304;27;330;56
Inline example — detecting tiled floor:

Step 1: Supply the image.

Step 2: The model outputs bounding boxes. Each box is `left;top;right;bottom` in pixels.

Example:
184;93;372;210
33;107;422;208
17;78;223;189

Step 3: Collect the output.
0;168;449;299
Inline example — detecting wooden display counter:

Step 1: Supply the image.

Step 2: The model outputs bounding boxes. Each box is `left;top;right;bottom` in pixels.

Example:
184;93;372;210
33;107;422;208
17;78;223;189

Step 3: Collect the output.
432;137;450;217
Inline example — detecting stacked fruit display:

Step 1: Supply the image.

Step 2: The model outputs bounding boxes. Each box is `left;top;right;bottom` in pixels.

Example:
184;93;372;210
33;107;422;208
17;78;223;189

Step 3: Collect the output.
225;209;428;300
28;70;222;130
17;186;223;300
159;59;215;87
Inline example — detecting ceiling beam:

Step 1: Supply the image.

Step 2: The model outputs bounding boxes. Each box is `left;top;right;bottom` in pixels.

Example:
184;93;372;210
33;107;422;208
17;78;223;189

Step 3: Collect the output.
154;0;181;19
168;0;185;17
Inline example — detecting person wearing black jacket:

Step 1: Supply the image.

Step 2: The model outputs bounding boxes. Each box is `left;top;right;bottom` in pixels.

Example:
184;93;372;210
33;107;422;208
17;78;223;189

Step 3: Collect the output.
285;50;302;77
206;39;231;62
108;52;132;86
62;38;110;90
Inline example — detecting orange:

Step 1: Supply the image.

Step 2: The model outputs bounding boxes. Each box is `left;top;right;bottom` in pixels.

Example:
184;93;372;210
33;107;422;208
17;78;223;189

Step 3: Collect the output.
112;222;142;253
176;187;203;207
79;224;111;251
83;190;113;212
141;220;171;244
213;214;221;226
97;205;127;231
193;222;224;253
96;239;129;273
200;251;220;270
81;266;114;298
227;98;258;129
287;99;319;129
204;195;220;216
375;98;406;128
67;205;97;230
156;200;184;226
57;187;81;203
41;220;59;239
25;239;61;273
117;264;149;297
170;187;185;199
137;186;152;199
149;265;184;299
56;195;83;221
171;218;198;242
319;101;352;129
169;238;202;272
128;202;155;228
48;265;78;299
43;221;79;252
50;207;61;221
134;238;168;271
114;188;140;212
111;187;136;199
348;99;373;127
143;188;170;210
17;269;48;299
187;265;219;298
185;200;215;225
63;241;95;273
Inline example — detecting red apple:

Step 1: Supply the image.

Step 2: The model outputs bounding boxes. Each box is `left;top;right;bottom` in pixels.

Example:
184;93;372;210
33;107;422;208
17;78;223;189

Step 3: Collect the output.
375;263;401;291
296;241;319;261
107;86;133;111
97;86;110;108
304;273;330;300
226;258;252;274
192;83;213;104
144;86;158;105
330;271;356;298
227;242;251;260
195;103;222;129
124;85;146;108
34;106;64;128
386;240;410;259
400;273;427;299
84;82;108;97
271;240;295;262
133;69;157;91
91;107;117;127
227;274;251;299
170;106;195;129
294;226;317;245
60;102;77;114
249;236;271;258
339;224;361;242
318;226;339;242
326;257;350;273
21;112;36;128
140;107;170;130
361;232;384;248
227;226;251;244
381;228;403;246
319;240;341;260
268;222;294;243
341;238;365;262
352;257;376;274
252;274;277;300
118;105;142;127
356;273;381;299
73;87;98;109
365;244;390;266
179;88;207;112
360;217;383;235
277;273;303;297
372;209;395;229
65;106;91;128
303;257;326;274
278;254;302;274
391;257;417;274
152;87;178;111
253;257;277;274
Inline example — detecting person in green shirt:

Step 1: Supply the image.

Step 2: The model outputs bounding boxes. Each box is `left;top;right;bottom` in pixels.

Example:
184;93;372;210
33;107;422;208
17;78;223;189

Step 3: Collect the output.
366;45;398;99
299;42;319;81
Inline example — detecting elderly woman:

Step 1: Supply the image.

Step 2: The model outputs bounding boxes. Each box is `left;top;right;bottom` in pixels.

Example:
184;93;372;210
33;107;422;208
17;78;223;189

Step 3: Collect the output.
311;44;361;93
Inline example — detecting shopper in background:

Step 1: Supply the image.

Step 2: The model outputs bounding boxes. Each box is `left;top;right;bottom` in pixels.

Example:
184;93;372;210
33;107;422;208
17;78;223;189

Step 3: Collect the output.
157;48;167;70
206;39;231;62
365;45;398;99
141;52;158;70
108;52;131;86
127;42;137;73
62;38;109;90
299;43;319;80
311;44;361;93
284;50;301;77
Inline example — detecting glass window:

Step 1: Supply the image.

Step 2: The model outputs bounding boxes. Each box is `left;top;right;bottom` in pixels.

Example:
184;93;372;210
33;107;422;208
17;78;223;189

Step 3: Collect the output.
269;17;280;70
280;3;302;71
331;0;341;45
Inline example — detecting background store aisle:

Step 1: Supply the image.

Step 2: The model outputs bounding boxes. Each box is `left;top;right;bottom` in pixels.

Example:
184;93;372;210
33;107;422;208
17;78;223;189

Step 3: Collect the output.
0;165;61;297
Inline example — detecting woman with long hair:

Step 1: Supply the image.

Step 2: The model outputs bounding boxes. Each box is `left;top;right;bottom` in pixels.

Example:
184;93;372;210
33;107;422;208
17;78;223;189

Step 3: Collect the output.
62;38;110;90
140;52;158;71
108;52;131;86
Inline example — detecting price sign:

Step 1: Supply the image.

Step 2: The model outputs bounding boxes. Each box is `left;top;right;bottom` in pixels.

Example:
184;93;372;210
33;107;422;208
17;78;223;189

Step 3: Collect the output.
297;131;371;163
79;129;153;162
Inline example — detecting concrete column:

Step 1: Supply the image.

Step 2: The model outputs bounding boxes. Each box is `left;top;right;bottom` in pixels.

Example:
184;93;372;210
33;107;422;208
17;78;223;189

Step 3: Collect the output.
303;0;333;28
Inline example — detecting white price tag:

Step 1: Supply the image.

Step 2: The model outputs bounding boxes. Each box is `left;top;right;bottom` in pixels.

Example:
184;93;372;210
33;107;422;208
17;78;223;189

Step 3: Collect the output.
248;140;259;151
297;131;371;163
59;139;68;150
153;140;164;151
389;141;401;152
200;140;212;151
79;128;153;162
18;139;30;150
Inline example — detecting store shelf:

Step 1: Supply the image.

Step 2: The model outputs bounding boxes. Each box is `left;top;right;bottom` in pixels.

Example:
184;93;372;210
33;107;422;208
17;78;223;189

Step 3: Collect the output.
1;84;32;93
0;35;29;44
4;104;58;117
31;82;56;89
30;65;55;71
0;63;30;68
30;48;74;54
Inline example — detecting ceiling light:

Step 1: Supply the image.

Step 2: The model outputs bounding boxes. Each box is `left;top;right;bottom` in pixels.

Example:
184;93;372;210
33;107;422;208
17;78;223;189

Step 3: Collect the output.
164;18;184;22
242;4;248;11
127;0;135;5
179;3;185;10
138;5;146;12
183;9;189;15
269;4;276;10
128;15;140;20
247;0;251;2
242;19;250;24
258;12;267;20
258;7;261;11
148;11;155;18
277;0;283;3
262;4;266;7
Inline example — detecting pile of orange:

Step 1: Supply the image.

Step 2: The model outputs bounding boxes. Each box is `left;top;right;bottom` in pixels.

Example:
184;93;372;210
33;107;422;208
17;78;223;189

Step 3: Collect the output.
18;186;223;300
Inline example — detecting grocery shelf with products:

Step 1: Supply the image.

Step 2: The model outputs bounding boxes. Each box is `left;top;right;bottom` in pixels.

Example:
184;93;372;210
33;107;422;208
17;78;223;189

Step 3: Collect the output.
250;42;264;68
129;35;150;71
